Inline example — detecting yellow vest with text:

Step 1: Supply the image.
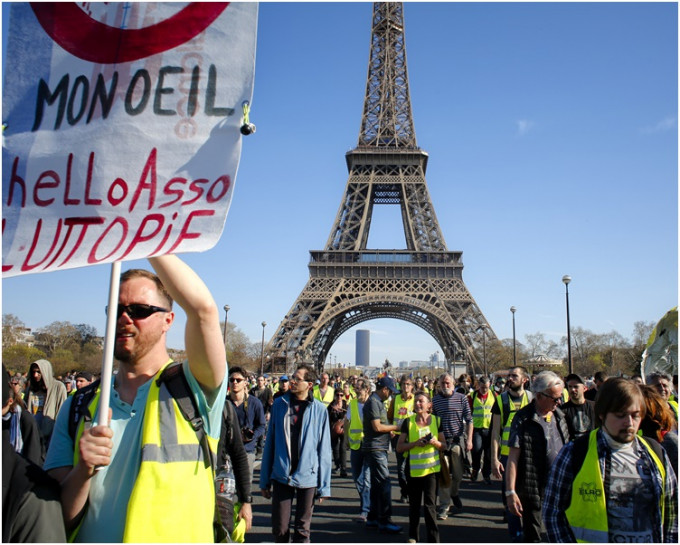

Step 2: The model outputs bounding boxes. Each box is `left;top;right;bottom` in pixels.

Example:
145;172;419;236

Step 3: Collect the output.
565;430;666;543
313;385;335;406
406;415;441;477
499;391;530;456
393;394;415;435
348;398;364;450
73;364;217;543
471;392;494;429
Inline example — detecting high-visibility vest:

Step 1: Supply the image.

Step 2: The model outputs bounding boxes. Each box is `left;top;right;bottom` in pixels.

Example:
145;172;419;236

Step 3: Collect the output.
348;399;364;451
669;399;678;420
565;430;665;543
406;415;441;477
498;391;530;456
72;363;217;542
393;394;415;435
470;392;494;430
313;385;335;406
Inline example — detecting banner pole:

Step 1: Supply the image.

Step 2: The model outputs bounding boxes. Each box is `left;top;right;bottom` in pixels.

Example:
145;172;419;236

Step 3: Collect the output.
95;260;122;427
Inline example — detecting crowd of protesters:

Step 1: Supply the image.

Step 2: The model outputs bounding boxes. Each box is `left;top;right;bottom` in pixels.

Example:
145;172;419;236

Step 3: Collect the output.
3;344;678;543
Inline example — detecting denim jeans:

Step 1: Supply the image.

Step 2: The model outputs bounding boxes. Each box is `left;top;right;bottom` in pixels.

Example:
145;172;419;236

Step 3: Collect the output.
471;428;491;479
364;449;393;524
350;448;371;517
500;454;523;541
390;434;409;497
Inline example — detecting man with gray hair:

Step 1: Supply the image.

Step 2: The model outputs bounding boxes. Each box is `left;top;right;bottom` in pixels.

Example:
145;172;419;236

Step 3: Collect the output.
505;371;570;542
647;371;678;422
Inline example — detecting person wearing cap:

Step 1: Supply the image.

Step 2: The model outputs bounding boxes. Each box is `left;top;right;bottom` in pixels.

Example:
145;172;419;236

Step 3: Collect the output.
75;372;94;391
561;373;596;441
362;375;403;534
273;375;290;400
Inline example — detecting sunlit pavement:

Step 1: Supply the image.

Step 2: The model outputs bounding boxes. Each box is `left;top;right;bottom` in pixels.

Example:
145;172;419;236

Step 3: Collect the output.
248;451;509;543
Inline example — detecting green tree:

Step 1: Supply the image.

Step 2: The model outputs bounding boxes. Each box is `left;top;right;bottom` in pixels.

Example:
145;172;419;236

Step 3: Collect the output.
2;344;46;374
2;313;26;349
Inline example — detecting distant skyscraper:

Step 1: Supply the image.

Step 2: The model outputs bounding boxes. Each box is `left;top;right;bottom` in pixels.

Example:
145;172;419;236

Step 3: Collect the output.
356;330;370;366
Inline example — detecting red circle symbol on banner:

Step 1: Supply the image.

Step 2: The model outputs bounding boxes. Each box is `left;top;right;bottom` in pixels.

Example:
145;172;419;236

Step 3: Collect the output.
30;2;229;64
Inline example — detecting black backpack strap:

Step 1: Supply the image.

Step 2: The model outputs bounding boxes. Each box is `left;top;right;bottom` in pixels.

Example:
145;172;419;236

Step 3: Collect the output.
157;363;215;470
68;379;101;442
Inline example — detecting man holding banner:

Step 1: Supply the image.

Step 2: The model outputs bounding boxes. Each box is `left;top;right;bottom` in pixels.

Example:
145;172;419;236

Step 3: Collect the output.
44;254;228;542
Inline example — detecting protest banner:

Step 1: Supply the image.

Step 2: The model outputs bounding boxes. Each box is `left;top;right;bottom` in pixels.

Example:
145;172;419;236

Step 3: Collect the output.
2;2;258;277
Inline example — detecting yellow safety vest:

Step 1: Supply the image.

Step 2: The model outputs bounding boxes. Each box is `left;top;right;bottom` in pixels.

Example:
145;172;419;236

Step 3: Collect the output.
406;415;441;477
471;392;494;430
313;385;335;406
499;391;529;456
669;399;678;420
565;430;666;543
393;394;415;435
73;363;217;543
348;399;364;450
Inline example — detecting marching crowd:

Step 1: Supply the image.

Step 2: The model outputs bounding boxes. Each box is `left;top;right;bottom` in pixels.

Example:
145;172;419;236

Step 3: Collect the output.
2;255;678;543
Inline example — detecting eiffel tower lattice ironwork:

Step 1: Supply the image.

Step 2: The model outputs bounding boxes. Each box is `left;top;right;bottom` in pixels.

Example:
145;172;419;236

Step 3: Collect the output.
267;2;496;373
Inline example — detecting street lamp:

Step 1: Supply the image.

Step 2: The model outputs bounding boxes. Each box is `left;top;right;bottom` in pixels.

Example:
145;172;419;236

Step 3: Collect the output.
510;306;517;367
260;321;267;375
562;275;573;374
222;305;230;349
481;326;488;377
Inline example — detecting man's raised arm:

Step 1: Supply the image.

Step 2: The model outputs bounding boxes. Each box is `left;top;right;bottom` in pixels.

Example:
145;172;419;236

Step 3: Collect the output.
149;255;226;390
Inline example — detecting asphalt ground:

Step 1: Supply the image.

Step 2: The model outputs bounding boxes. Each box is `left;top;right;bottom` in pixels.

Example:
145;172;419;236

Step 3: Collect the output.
246;451;510;543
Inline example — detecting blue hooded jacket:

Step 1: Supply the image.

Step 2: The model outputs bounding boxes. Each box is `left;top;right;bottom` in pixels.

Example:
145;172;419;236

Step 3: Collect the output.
259;392;332;497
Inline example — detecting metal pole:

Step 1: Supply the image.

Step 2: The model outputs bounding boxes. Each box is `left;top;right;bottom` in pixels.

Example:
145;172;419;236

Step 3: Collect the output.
223;305;230;348
260;321;267;375
562;275;573;374
510;306;517;367
482;328;487;377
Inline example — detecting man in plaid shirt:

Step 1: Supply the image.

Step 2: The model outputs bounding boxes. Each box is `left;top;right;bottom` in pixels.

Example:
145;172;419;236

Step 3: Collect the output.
542;378;677;543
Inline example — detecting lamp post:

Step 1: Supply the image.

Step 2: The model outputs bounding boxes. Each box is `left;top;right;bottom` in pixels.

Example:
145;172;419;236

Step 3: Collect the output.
562;275;573;374
222;305;230;349
481;326;488;377
510;306;517;367
260;321;267;375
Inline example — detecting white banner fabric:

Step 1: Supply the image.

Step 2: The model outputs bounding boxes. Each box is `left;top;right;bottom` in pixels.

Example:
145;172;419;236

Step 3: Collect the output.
2;2;258;277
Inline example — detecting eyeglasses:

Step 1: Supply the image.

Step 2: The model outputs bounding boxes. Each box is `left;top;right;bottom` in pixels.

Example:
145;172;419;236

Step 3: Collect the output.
229;377;244;383
539;392;563;404
290;375;307;383
106;303;170;320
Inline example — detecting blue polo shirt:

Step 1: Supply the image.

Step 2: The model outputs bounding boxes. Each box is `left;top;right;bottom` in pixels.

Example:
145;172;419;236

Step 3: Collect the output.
44;361;227;543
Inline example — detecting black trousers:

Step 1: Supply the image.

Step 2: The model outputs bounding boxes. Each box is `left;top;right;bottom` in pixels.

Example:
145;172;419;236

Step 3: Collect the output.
406;472;440;543
471;428;491;479
331;432;347;471
271;481;316;543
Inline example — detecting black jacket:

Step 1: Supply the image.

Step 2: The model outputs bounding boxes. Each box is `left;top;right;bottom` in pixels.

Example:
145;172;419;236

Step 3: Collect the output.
510;401;570;508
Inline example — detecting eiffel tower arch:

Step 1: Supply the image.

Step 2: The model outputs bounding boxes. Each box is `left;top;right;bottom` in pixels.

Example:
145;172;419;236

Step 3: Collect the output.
267;2;496;374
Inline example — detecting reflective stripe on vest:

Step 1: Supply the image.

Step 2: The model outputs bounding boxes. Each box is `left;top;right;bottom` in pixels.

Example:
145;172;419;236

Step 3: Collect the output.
393;394;415;435
407;415;440;477
566;430;666;543
348;399;364;450
499;391;529;456
314;385;335;406
74;363;216;543
471;393;494;429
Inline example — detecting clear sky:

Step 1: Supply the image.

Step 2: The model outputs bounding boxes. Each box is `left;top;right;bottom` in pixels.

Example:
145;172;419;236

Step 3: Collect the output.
2;2;678;368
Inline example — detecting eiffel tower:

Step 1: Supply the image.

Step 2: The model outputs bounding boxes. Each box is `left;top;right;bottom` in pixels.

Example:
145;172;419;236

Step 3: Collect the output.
267;2;496;373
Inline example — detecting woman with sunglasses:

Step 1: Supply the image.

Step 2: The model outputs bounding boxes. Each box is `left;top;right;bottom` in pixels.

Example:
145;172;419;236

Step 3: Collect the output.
328;390;348;477
397;391;445;543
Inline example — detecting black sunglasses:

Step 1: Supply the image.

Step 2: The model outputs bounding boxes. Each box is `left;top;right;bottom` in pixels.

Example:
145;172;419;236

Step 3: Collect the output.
229;377;244;383
106;303;170;320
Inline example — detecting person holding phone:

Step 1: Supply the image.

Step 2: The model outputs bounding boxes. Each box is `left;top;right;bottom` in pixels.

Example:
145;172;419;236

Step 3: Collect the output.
397;391;446;543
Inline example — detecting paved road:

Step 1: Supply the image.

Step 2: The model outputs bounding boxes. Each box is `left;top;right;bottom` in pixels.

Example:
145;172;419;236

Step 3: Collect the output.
246;452;509;543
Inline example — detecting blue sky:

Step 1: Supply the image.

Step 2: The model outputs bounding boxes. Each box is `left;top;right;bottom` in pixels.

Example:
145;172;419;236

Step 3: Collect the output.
2;2;678;367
